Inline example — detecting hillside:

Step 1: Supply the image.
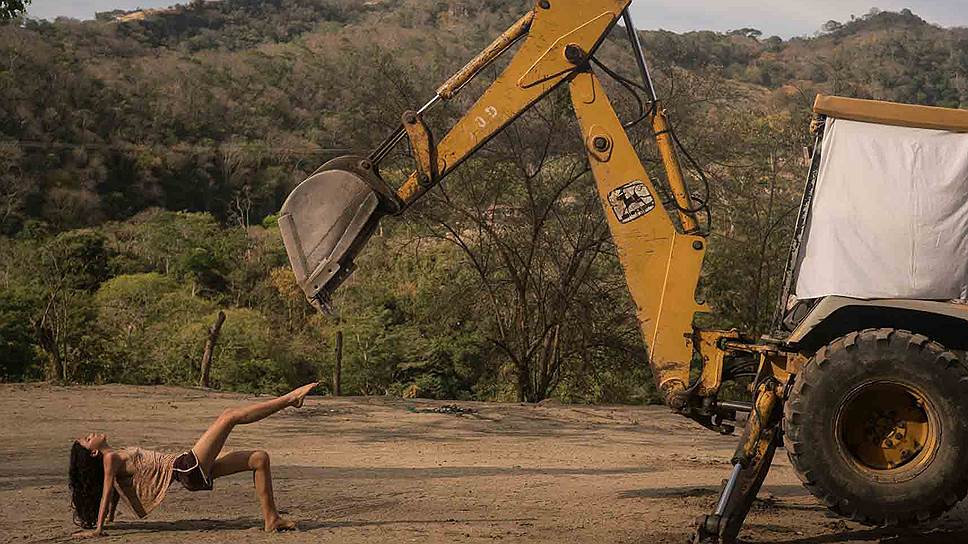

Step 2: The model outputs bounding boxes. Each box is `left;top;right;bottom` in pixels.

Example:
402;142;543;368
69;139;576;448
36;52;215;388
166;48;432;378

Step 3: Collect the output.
0;2;965;400
3;2;964;231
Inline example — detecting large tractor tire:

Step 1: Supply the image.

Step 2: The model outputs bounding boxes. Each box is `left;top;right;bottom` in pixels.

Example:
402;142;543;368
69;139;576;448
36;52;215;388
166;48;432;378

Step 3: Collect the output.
784;328;968;525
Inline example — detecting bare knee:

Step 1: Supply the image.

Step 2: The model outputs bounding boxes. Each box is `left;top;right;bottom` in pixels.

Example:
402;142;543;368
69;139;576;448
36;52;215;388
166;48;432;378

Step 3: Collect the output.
219;408;240;425
249;450;270;471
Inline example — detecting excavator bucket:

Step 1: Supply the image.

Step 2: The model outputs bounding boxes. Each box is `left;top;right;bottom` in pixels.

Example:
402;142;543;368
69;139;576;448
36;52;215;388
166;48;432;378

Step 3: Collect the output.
279;156;401;311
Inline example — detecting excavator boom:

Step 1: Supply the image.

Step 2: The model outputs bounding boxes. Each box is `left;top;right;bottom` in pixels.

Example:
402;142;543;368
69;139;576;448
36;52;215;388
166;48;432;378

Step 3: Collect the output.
280;0;707;406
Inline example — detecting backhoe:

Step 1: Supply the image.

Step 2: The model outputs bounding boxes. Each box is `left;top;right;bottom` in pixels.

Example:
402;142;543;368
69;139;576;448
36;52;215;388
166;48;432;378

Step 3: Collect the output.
278;1;968;541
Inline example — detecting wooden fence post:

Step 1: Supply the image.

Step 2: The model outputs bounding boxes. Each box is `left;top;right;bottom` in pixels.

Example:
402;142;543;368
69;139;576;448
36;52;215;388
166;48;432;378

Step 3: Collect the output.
333;326;343;396
199;310;226;388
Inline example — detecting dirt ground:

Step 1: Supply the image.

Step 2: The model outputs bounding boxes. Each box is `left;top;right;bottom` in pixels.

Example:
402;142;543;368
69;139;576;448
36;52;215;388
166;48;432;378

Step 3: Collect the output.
3;384;968;544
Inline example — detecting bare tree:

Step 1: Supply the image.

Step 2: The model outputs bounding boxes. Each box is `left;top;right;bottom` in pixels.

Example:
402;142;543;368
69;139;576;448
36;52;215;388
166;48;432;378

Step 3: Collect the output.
410;92;634;402
230;185;253;229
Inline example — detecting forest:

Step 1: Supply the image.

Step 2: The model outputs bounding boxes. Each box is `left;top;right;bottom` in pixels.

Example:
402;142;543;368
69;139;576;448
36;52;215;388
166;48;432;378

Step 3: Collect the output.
1;0;966;402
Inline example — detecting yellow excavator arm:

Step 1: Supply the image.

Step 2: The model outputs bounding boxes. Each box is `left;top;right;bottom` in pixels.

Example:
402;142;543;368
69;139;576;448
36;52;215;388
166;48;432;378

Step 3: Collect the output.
280;3;799;541
280;0;712;409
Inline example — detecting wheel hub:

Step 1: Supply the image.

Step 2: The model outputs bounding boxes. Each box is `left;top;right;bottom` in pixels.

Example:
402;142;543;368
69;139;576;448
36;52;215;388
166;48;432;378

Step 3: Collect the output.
838;382;937;473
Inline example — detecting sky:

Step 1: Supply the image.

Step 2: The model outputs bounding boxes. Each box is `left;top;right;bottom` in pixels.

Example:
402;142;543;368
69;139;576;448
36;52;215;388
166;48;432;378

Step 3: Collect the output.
25;0;968;38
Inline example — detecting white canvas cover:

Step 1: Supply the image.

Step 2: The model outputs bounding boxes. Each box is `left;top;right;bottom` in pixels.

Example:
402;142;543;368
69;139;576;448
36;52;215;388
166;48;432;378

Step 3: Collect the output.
794;118;968;300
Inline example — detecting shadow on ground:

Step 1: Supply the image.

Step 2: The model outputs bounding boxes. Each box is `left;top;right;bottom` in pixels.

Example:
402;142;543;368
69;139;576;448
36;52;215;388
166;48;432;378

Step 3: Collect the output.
106;516;540;534
763;527;968;543
619;484;807;500
279;464;658;481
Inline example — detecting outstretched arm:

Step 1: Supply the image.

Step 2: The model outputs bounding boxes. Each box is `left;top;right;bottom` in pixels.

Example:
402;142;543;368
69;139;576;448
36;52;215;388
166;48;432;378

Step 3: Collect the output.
72;453;120;539
107;487;120;522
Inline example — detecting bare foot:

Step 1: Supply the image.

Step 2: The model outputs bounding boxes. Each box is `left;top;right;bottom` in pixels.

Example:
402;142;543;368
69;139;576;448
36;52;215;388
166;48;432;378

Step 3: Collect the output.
265;516;297;532
287;382;318;408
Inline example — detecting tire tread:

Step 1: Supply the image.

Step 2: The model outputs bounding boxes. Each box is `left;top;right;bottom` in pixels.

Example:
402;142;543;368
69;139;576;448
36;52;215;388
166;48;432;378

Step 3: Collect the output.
784;328;968;526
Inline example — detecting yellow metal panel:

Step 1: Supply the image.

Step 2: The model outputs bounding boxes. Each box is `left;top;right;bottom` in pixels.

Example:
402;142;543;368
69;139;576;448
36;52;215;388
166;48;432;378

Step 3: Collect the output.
397;0;632;204
518;11;615;89
402;111;437;184
569;70;709;402
814;94;968;133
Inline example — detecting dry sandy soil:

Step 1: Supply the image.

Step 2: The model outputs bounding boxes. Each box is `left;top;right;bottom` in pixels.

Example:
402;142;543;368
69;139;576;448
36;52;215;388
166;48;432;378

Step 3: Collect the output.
3;384;968;544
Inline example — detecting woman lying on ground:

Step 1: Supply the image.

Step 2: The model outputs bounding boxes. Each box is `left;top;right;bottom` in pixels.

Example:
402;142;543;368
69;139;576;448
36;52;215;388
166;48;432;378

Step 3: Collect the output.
68;382;319;538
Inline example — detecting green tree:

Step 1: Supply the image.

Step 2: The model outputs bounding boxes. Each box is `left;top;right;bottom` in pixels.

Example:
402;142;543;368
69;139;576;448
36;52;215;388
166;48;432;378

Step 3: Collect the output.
30;230;113;381
0;287;39;380
187;308;293;394
0;0;29;22
94;273;215;383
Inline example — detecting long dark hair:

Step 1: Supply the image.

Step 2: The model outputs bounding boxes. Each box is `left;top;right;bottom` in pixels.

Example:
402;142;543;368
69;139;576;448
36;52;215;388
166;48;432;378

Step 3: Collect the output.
69;441;103;528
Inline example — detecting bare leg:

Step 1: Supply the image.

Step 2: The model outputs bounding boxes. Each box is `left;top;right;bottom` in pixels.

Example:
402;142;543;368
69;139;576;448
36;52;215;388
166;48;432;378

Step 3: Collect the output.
192;383;317;474
212;450;296;532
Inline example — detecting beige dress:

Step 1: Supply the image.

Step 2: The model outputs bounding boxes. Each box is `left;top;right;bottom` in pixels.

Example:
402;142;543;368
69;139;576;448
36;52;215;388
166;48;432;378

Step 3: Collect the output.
113;447;178;518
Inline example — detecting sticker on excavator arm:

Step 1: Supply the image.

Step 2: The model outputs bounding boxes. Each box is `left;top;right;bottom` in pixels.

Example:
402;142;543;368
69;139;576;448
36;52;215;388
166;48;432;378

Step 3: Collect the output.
608;182;655;224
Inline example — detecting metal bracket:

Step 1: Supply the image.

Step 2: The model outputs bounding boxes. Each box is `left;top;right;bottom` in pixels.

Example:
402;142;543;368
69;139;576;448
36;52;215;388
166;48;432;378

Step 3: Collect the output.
696;330;741;397
403;111;440;186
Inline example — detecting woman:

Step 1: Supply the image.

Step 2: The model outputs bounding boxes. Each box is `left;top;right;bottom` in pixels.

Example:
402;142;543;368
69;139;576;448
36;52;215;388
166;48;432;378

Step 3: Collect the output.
68;382;318;538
